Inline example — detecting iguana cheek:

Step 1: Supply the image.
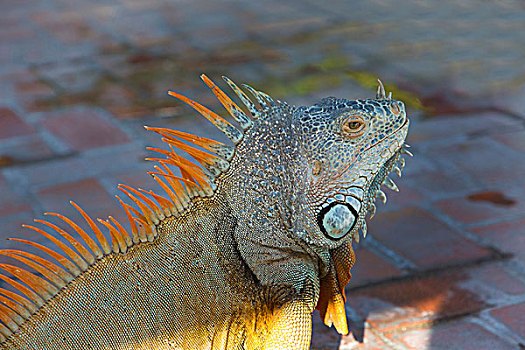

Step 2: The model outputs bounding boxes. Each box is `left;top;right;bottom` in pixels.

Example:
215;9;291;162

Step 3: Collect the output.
318;203;358;240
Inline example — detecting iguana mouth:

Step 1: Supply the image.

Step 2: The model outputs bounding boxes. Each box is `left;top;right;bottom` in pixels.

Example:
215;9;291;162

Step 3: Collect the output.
362;143;411;225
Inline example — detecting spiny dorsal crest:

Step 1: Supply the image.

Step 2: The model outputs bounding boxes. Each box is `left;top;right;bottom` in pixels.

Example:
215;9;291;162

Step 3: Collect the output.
0;74;269;341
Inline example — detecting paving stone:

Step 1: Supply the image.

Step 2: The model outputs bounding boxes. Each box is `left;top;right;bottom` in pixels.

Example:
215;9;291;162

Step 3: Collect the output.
408;112;521;143
37;15;102;44
435;186;525;225
0;201;31;218
351;246;404;287
15;80;55;97
0;173;31;217
369;207;493;269
0;107;35;139
311;311;390;350
389;318;516;350
470;218;525;262
104;167;157;194
493;83;525;118
405;169;477;199
338;331;389;350
463;263;525;297
311;312;344;350
37;107;131;151
0;210;41;253
346;270;488;333
492;129;525;153
0;134;57;165
5;157;90;188
491;302;525;339
36;177;124;224
106;105;155;119
377;180;425;213
425;136;525;186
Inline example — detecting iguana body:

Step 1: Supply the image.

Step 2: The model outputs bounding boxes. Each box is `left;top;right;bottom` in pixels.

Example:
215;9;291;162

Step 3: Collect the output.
0;75;410;349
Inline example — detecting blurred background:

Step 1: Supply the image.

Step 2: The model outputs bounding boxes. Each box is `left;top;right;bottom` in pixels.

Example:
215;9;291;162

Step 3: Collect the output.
1;0;525;349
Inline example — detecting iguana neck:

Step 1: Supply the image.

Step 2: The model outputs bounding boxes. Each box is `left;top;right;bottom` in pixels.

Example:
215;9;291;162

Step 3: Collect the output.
209;106;331;294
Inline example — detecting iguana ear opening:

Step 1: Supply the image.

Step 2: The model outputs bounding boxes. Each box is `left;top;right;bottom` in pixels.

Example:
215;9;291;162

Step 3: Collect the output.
315;240;355;335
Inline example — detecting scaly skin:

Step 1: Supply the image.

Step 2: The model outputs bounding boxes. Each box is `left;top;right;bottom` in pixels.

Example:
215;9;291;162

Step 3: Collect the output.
0;76;409;349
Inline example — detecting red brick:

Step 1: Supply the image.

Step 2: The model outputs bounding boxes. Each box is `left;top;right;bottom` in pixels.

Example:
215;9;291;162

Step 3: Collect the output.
0;107;35;139
97;83;135;107
16;157;89;188
0;211;51;268
36;178;124;223
470;218;525;262
407;170;476;197
436;187;525;225
38;108;131;151
22;98;55;113
408;112;520;143
311;311;389;350
347;270;488;332
15;80;54;96
83;146;149;176
0;209;33;239
0;134;56;164
0;70;33;84
468;263;525;296
425;137;525;186
48;21;99;44
369;208;493;269
491;302;525;338
109;168;157;192
311;311;343;350
0;27;34;41
390;319;515;350
106;105;153;119
380;180;425;211
0;173;17;203
351;246;404;287
0;202;31;218
492;129;525;152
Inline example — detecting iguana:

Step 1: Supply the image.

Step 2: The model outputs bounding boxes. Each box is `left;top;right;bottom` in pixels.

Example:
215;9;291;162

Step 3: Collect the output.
0;75;410;349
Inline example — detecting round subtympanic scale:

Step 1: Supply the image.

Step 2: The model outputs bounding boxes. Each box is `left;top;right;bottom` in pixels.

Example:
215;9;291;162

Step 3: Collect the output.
322;204;357;239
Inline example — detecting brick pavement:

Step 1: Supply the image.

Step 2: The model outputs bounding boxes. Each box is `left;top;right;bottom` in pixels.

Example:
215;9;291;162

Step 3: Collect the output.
1;0;525;348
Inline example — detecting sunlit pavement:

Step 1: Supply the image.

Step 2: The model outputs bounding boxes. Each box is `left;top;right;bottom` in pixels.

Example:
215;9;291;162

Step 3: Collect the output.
1;1;525;348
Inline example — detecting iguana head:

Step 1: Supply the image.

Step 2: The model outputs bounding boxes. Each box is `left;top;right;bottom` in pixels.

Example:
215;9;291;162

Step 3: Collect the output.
154;76;409;250
205;80;410;251
148;76;409;335
294;85;410;247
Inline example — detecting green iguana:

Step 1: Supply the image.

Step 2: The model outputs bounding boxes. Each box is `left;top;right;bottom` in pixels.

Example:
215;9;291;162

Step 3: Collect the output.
0;75;410;349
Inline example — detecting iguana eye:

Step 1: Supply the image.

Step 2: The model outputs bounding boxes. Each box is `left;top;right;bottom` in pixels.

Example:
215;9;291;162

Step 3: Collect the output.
341;115;366;138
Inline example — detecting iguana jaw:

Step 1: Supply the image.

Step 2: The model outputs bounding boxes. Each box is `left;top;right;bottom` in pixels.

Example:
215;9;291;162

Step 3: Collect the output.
358;121;411;241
